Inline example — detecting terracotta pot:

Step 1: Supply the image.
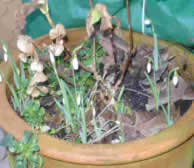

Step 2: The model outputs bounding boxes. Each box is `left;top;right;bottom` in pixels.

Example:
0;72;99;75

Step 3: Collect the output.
0;28;194;168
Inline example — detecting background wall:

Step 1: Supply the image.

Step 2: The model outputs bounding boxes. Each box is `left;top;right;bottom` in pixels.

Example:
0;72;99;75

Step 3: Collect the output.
0;0;22;49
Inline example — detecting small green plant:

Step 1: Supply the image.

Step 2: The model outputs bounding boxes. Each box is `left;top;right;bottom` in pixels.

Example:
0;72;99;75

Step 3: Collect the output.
21;100;45;127
0;131;43;168
1;41;32;113
144;21;179;126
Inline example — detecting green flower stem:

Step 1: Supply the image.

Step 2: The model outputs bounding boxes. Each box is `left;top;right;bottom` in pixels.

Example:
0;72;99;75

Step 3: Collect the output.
167;67;179;122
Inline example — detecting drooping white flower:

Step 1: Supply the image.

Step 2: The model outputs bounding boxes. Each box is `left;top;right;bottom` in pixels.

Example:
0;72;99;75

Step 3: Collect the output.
72;57;79;70
76;94;81;106
0;74;2;83
92;108;96;117
173;71;179;86
144;19;152;25
30;61;44;72
17;35;35;55
49;44;55;64
146;62;152;74
115;120;120;125
40;125;50;133
111;139;120;144
3;52;8;62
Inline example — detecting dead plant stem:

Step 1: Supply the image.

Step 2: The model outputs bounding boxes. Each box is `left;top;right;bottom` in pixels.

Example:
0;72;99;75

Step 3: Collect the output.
89;0;93;9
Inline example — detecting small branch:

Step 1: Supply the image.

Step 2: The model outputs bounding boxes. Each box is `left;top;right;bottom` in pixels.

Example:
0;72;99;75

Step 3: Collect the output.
45;13;55;28
124;88;150;98
126;0;133;49
79;62;94;73
89;0;93;9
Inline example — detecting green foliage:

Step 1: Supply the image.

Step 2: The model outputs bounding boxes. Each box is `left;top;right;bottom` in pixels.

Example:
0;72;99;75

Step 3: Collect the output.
0;131;43;168
21;100;45;127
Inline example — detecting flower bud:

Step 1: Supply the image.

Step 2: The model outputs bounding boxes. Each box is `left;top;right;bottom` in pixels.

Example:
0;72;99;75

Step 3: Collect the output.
3;52;8;62
76;94;81;106
72;57;79;70
173;71;178;86
0;74;2;83
146;62;152;74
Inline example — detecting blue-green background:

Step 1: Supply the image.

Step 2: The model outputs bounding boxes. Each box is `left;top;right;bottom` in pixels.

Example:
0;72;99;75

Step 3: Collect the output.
22;0;194;46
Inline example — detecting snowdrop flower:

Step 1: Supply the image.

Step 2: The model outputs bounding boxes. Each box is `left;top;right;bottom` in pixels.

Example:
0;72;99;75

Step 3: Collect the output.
144;19;152;26
40;125;50;133
49;44;55;64
17;35;35;55
111;139;120;144
173;71;179;86
115;120;120;125
3;52;8;62
76;94;81;106
0;74;2;83
72;56;79;70
146;62;152;74
92;108;96;117
30;61;44;72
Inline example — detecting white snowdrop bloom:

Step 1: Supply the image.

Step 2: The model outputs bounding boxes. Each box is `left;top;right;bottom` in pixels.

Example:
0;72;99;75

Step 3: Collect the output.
72;57;79;70
144;19;152;25
115;120;120;125
30;61;43;72
40;125;50;133
146;62;152;74
173;71;179;86
111;139;120;144
0;74;2;83
3;52;8;62
49;44;55;64
92;108;96;117
76;94;81;106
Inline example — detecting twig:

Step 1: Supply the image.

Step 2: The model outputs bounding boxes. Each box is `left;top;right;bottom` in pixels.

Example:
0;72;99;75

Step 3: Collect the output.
124;88;151;98
89;0;93;9
79;62;94;73
126;0;133;49
113;0;134;91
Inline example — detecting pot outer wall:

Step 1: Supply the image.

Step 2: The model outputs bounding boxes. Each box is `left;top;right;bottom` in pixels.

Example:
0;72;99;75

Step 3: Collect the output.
1;28;194;168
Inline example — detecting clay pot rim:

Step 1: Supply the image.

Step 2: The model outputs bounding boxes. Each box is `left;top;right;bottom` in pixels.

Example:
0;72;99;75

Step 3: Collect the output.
0;28;194;166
